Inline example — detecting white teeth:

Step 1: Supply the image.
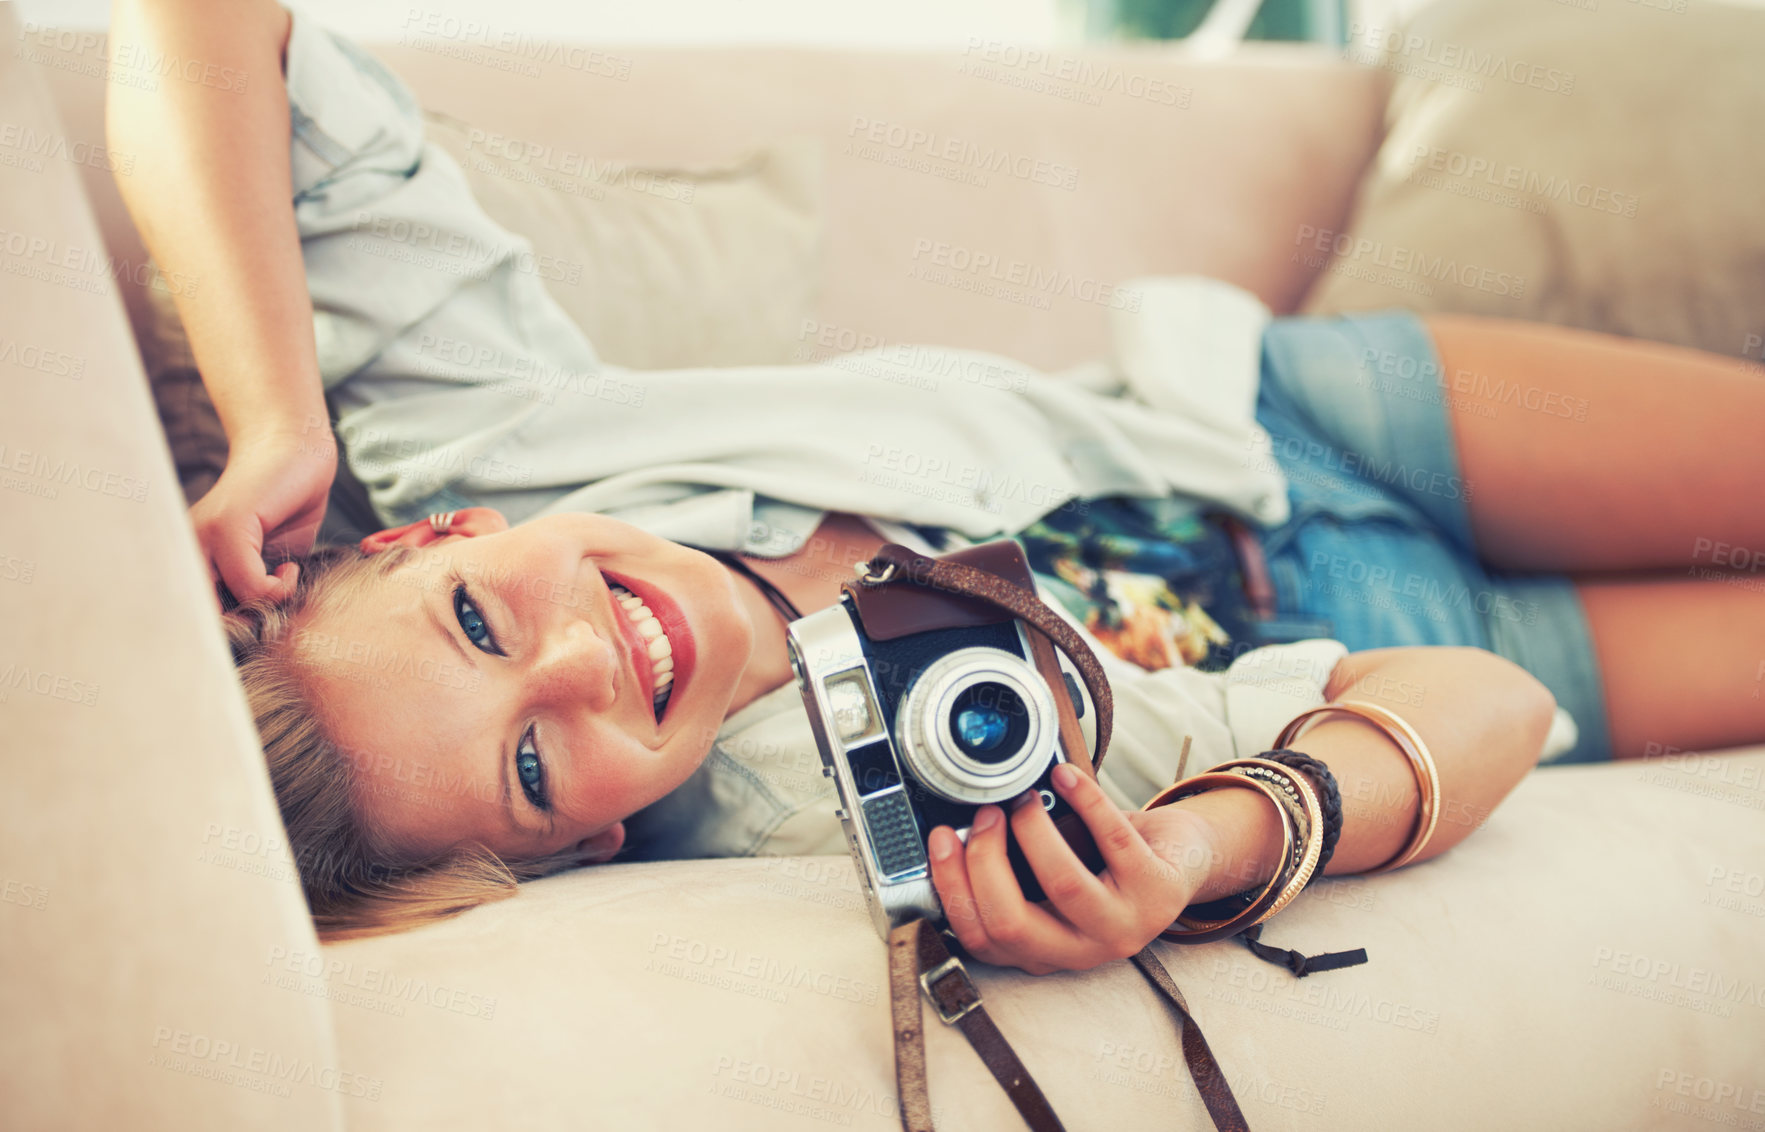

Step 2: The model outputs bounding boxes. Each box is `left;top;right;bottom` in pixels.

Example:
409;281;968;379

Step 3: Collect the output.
609;581;678;714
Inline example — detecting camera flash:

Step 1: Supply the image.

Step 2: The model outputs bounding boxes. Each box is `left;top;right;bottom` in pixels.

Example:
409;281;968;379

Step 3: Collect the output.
826;670;878;742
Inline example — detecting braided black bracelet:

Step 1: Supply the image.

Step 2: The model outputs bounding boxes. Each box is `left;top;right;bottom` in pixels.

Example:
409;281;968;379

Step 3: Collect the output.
1234;749;1365;976
1257;748;1343;886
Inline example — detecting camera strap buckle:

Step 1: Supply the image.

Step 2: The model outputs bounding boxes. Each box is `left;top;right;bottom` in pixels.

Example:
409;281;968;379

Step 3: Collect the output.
918;955;981;1025
892;917;1069;1131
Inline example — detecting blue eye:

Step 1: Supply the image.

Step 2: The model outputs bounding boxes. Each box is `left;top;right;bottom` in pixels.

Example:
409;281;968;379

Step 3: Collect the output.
453;584;496;651
516;727;548;810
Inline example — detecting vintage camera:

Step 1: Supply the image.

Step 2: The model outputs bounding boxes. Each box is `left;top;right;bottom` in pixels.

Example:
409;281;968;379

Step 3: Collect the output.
786;539;1106;940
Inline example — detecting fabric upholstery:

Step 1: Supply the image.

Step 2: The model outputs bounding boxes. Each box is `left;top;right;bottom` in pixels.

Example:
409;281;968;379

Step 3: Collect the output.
0;15;345;1128
1303;0;1765;362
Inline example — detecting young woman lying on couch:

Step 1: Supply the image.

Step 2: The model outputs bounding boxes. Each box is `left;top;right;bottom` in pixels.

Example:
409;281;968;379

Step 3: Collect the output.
110;0;1765;958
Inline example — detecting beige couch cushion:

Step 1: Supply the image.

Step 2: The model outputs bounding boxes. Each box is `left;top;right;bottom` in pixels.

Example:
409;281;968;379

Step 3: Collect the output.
0;16;344;1128
425;119;824;371
322;753;1765;1130
1302;0;1765;360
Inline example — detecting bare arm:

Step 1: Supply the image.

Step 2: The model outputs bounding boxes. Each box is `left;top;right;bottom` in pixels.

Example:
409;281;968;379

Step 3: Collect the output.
107;0;334;603
1171;644;1557;900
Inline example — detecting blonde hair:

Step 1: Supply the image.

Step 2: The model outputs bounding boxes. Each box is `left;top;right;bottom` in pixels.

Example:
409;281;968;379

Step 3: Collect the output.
224;543;586;941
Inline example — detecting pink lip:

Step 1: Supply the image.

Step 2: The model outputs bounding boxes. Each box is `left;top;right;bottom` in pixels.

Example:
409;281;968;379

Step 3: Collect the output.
601;569;695;725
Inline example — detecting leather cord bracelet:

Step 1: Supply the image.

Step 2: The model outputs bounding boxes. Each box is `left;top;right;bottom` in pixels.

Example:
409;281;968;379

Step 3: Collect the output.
1258;748;1344;882
1220;754;1366;976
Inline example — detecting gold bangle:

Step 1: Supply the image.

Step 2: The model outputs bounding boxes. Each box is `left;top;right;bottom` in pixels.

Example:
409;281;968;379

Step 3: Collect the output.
1274;698;1441;875
1142;772;1297;944
1203;759;1324;924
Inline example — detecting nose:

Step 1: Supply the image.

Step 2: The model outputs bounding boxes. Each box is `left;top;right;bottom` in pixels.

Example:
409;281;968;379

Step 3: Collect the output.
526;613;618;713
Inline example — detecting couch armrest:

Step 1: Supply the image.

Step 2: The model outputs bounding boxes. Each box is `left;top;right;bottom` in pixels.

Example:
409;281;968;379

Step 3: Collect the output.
0;13;347;1129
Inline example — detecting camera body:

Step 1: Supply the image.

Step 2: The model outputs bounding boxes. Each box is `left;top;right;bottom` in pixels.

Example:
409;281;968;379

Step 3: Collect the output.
786;539;1104;940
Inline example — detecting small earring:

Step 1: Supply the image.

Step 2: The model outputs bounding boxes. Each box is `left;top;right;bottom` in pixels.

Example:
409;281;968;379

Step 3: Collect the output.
428;511;456;535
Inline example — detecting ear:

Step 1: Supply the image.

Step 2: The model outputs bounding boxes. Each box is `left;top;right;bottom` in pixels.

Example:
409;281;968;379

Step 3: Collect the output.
573;821;626;865
358;506;510;555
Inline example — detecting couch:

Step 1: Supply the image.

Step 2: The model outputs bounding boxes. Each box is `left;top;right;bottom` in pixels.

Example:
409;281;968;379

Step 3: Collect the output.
4;7;1762;1130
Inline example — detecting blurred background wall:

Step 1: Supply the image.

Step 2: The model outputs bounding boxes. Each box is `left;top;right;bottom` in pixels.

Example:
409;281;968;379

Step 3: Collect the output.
13;0;1405;48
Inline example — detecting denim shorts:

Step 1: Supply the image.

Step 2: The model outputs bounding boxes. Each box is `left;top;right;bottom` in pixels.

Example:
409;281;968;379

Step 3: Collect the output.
1249;311;1611;764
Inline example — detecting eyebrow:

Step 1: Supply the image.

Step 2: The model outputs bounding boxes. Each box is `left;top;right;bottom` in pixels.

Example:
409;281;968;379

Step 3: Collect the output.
423;597;524;838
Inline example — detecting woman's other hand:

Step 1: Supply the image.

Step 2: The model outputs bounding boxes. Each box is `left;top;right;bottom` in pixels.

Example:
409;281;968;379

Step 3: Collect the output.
925;763;1214;975
108;0;336;609
193;426;336;607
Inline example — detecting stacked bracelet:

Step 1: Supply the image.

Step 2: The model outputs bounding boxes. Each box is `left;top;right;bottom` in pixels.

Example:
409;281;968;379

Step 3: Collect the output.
1141;772;1295;944
1187;759;1323;928
1143;759;1325;944
1142;749;1368;975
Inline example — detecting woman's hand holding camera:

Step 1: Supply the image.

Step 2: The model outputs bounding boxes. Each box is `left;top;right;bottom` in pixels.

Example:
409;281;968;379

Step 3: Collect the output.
926;762;1218;976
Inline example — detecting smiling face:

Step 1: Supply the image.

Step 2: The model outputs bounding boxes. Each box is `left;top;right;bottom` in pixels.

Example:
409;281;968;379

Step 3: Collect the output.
296;512;755;864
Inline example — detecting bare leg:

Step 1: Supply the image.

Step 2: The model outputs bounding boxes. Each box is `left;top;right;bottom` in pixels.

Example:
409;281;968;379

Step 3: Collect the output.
1423;315;1765;757
1426;314;1765;574
1576;575;1765;758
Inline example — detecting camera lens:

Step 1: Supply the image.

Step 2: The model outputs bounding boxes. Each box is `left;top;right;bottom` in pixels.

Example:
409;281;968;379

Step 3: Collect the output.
895;646;1055;804
948;682;1030;764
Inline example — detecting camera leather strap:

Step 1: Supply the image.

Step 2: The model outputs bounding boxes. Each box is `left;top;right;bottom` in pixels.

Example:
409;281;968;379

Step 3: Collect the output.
853;542;1250;1132
888;917;1065;1132
888;917;1250;1132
